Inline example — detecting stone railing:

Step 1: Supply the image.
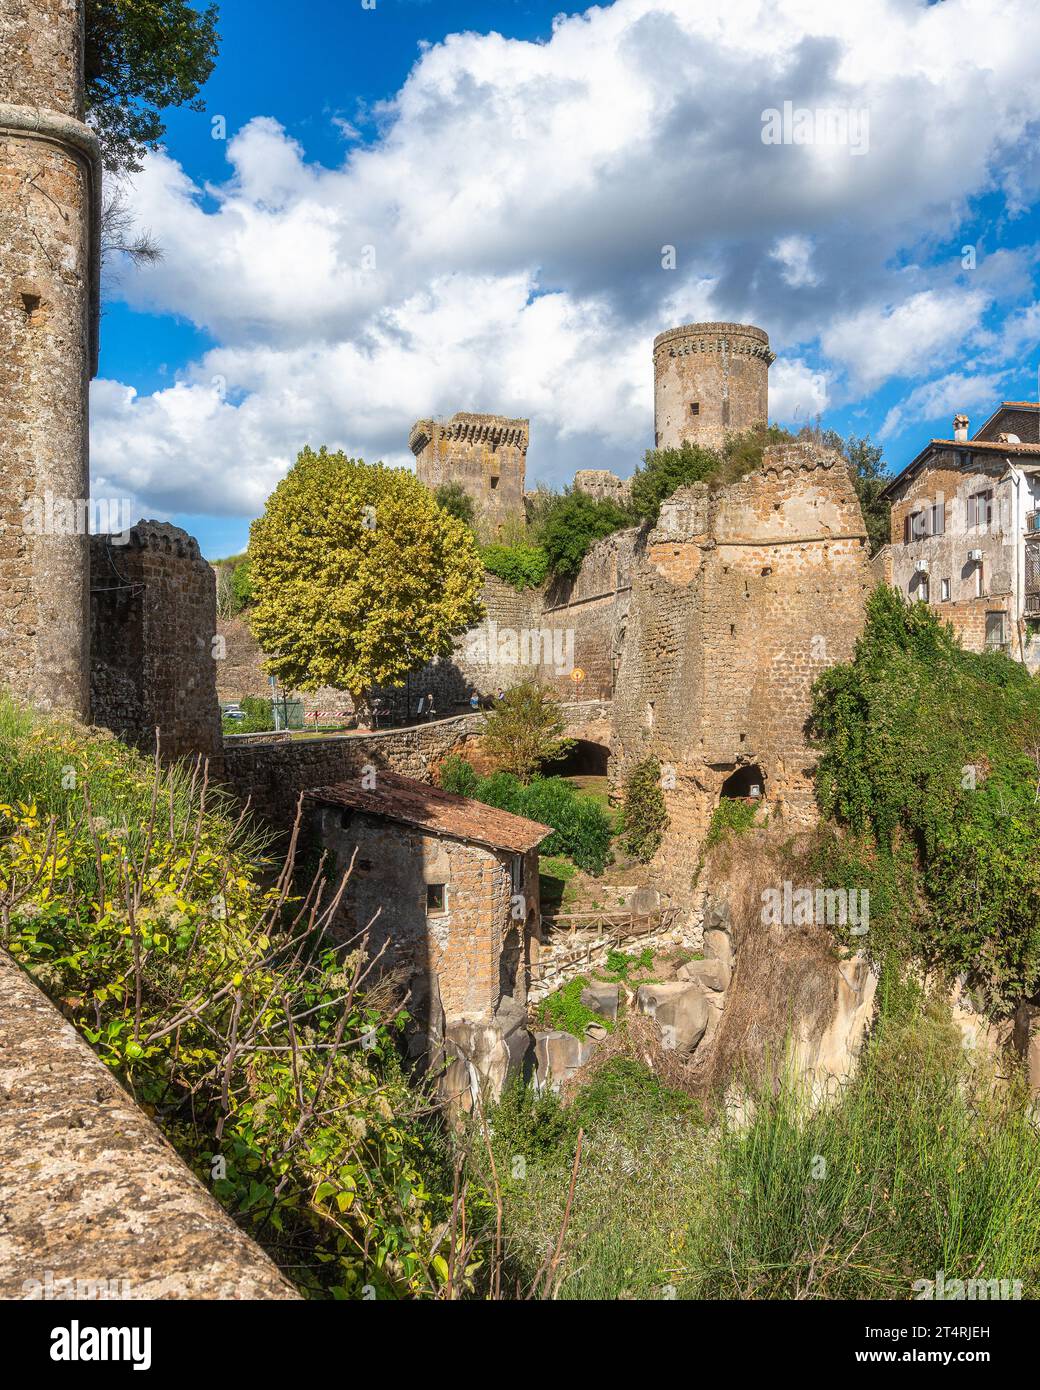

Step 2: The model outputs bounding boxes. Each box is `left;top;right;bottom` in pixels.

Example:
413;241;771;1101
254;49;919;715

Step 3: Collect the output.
0;950;297;1300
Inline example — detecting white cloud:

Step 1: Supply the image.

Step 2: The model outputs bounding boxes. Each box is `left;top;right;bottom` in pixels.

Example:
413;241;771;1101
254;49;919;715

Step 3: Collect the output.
94;0;1040;518
879;369;1008;441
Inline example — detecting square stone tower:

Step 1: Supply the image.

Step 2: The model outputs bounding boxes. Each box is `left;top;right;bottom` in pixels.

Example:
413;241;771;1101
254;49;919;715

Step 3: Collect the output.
410;412;528;537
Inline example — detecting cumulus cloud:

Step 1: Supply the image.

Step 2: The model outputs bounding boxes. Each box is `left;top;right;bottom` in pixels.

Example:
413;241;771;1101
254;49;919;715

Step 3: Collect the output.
93;0;1040;518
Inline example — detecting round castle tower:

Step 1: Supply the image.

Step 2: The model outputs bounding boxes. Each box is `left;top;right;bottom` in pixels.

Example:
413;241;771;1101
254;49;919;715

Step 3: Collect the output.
653;322;775;452
0;0;101;717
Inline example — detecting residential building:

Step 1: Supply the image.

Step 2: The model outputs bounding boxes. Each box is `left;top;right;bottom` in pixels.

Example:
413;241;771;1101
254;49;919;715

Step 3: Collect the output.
881;406;1040;667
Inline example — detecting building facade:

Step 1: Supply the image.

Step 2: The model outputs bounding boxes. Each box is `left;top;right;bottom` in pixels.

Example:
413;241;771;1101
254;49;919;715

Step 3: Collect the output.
307;772;548;1024
881;406;1040;669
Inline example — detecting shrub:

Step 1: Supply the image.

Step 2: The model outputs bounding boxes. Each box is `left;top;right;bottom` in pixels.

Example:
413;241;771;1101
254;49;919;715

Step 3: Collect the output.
480;542;549;591
481;681;572;782
439;753;479;797
630;425;797;523
534;490;633;580
434;481;476;528
0;694;460;1299
704;796;758;847
619;757;668;862
445;761;613;873
809;584;1040;1014
537;976;613;1037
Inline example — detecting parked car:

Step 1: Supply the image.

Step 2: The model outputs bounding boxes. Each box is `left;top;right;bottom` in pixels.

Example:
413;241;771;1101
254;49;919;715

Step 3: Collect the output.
221;703;245;721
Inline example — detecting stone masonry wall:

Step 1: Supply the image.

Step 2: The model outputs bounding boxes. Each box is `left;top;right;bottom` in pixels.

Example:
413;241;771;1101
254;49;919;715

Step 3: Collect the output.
411;412;528;538
0;0;97;717
0;947;297;1299
313;805;538;1025
611;443;872;915
91;522;222;767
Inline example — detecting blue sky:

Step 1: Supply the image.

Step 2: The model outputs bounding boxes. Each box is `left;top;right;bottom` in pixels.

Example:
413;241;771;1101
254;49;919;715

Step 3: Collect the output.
94;0;1040;558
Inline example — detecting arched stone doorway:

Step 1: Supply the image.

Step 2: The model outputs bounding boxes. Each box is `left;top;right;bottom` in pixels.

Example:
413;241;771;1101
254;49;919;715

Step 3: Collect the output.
719;763;765;800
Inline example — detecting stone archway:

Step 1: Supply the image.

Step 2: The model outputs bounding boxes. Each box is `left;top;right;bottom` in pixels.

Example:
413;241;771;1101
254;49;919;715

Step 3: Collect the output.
719;763;766;800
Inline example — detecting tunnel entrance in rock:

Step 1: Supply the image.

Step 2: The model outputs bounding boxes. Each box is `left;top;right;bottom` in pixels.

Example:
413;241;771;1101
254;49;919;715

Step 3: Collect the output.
547;738;610;777
719;763;765;800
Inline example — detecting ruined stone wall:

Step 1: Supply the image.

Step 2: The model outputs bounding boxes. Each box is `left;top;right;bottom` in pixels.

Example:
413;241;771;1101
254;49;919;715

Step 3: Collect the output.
573;469;632;506
0;947;297;1299
410;412;528;537
0;0;99;717
90;523;222;767
222;715;486;832
653;322;774;452
611;443;872;913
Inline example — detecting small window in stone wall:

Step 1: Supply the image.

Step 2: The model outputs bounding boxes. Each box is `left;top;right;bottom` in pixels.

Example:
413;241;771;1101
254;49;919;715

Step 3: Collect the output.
427;883;447;915
489;475;499;489
940;578;951;602
689;402;700;416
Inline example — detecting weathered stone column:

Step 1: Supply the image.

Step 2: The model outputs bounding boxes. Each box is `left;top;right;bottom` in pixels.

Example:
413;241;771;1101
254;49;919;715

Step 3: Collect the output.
0;0;99;716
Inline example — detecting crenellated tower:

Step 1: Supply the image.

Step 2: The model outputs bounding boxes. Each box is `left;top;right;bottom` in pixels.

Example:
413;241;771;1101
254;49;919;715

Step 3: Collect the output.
653;322;774;452
410;412;528;538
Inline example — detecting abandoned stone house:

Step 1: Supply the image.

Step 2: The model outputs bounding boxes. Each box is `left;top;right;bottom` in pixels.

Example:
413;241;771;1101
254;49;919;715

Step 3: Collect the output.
305;771;550;1035
880;404;1040;670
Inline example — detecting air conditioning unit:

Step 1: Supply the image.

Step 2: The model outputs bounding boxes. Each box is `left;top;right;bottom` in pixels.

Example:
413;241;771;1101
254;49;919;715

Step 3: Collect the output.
914;559;930;575
968;549;984;562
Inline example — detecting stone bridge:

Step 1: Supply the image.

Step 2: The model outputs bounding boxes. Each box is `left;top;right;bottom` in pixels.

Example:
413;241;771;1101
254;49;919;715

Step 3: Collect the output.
221;698;613;835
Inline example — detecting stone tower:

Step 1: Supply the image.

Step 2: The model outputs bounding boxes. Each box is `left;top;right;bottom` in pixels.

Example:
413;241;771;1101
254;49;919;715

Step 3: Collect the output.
410;412;528;538
653;322;774;452
0;0;99;717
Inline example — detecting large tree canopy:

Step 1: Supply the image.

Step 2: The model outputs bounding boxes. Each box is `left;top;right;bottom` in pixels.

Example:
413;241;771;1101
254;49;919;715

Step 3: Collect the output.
248;447;485;702
85;0;220;173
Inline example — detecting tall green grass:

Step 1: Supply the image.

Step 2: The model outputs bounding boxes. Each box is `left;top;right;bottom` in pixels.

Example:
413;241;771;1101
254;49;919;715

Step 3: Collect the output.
484;1008;1040;1300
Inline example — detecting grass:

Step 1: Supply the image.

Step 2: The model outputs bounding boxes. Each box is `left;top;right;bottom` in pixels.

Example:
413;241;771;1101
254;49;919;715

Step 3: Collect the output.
482;1003;1040;1300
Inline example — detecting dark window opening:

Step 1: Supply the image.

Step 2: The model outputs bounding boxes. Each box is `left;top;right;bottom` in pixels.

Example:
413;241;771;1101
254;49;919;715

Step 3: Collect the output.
720;764;764;800
500;925;521;1000
489;475;499;489
426;883;446;914
689;402;700;416
21;292;41;320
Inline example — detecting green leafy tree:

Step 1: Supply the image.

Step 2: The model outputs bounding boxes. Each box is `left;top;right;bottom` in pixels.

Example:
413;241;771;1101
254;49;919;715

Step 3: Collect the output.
86;0;220;173
630;425;796;523
249;447;484;706
535;490;633;580
433;481;476;529
843;434;891;556
481;681;573;782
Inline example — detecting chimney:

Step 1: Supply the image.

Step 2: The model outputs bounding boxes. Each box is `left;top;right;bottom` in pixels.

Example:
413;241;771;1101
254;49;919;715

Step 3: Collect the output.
953;414;969;442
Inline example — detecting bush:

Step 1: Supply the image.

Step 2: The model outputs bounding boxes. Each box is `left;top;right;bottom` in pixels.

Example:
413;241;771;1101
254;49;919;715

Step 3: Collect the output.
704;796;758;848
439;753;479;797
481;681;572;781
619;757;668;862
630;426;799;524
810;584;1040;1014
445;761;613;873
537;976;614;1037
534;490;633;580
434;481;476;528
0;694;460;1299
480;542;549;591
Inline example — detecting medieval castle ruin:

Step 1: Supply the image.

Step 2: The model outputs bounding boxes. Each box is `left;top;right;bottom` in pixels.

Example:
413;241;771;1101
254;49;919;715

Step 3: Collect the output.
0;0;877;1172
